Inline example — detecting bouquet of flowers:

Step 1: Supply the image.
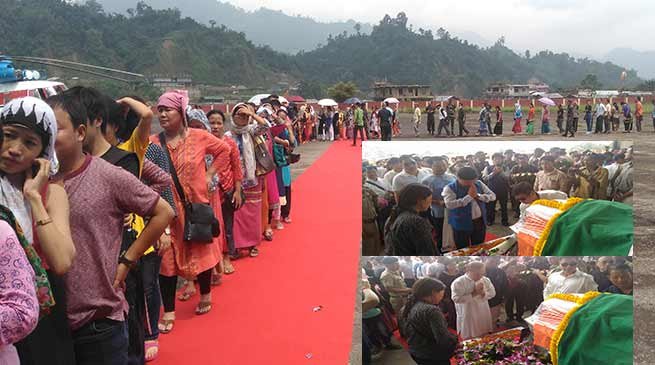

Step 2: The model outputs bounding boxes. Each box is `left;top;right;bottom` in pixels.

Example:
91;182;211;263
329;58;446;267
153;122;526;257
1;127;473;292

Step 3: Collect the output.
457;337;552;365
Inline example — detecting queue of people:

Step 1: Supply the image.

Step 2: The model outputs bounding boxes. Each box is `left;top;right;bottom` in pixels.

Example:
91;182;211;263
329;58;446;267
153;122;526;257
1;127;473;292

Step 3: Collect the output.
361;256;632;365
362;145;634;256
0;88;300;365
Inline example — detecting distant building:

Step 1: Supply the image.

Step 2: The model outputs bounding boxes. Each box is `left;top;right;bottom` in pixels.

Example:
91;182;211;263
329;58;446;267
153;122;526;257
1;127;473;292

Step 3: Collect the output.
150;74;193;89
485;81;550;98
372;81;433;101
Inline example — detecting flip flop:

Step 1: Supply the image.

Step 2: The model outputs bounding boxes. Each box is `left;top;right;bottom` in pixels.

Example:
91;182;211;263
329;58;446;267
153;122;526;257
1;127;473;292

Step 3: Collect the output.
177;288;196;301
195;301;212;315
158;319;174;334
249;247;259;257
145;340;159;362
223;260;235;275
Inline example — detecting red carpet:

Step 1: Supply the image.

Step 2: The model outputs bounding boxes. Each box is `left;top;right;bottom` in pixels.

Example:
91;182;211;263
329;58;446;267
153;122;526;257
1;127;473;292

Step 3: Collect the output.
153;141;362;365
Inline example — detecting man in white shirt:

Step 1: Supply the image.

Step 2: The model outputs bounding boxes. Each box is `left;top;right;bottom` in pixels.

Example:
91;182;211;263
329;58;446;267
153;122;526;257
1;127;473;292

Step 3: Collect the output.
364;166;389;196
383;157;403;189
543;257;598;299
594;101;606;134
451;261;496;339
604;99;612;133
399;256;416;287
391;158;431;200
443;167;496;249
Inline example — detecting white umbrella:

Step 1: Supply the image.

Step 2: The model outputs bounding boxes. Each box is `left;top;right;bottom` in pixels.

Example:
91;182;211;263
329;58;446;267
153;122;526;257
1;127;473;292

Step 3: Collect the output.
278;96;288;104
248;93;270;106
383;97;400;104
538;97;556;106
318;98;338;107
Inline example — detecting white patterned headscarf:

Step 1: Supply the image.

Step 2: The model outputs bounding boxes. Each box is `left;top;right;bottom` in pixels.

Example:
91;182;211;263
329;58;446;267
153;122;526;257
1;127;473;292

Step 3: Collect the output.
186;108;211;132
1;97;59;176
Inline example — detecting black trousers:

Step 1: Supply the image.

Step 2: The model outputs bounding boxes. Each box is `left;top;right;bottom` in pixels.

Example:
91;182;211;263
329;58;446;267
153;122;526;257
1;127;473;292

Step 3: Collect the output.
437;119;450;135
487;196;509;225
452;218;486;249
353;125;365;145
281;185;292;219
564;118;575;137
556;117;564;133
221;196;237;256
159;269;213;312
427;118;435;134
458;119;469;136
449;117;455;135
380;123;392;141
595;116;604;133
505;283;527;321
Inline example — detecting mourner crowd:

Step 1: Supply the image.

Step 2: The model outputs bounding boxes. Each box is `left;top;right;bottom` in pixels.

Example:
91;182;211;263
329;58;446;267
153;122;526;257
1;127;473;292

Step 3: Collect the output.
362;145;633;255
0;88;301;364
361;256;633;364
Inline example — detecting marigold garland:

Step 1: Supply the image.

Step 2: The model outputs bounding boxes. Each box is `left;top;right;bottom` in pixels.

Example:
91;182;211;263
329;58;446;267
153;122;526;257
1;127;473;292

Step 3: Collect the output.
546;291;603;365
530;198;587;256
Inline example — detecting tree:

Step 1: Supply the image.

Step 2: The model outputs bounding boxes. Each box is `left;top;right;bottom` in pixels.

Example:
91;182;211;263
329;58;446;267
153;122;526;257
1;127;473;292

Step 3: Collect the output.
209;20;216;28
395;12;408;28
636;79;655;91
495;36;506;47
327;81;359;102
580;74;602;90
298;79;325;99
525;50;531;59
436;27;450;40
354;23;361;35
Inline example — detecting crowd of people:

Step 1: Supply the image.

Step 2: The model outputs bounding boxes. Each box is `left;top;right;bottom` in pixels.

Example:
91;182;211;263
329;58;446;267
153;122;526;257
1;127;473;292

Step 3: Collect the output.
362;145;633;255
349;96;654;139
361;256;633;365
0;88;302;365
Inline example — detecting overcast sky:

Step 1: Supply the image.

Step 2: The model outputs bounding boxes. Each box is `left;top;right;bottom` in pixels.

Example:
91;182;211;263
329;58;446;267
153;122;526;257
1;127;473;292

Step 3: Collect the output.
227;0;653;57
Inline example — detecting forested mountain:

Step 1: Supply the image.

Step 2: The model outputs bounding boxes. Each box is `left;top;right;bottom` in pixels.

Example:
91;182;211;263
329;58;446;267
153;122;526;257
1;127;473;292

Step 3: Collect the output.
0;1;639;98
83;0;373;54
294;13;640;97
0;0;298;86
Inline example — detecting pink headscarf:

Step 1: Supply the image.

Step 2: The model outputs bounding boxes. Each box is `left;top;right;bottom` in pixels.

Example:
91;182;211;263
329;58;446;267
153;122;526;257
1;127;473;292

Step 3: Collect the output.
157;90;189;124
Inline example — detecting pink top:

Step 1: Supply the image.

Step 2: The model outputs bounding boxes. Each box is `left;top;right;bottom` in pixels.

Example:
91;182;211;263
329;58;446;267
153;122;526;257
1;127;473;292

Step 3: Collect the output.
0;220;38;364
60;156;160;330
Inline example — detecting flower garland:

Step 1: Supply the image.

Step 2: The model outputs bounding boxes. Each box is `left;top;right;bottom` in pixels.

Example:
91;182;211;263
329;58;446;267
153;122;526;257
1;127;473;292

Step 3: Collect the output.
546;291;603;365
530;198;586;256
458;337;551;364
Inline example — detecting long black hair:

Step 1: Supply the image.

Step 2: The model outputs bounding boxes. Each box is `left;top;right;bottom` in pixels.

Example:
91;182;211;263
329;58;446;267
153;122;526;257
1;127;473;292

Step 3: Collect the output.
384;183;432;235
400;277;446;329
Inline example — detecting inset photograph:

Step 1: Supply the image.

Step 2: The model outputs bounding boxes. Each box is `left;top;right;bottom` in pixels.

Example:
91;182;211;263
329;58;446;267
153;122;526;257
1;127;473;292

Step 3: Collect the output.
361;256;633;365
362;140;634;256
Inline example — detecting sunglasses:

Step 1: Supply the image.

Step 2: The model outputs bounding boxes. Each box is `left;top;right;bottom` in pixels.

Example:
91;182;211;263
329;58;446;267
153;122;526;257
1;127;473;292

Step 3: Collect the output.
561;262;577;267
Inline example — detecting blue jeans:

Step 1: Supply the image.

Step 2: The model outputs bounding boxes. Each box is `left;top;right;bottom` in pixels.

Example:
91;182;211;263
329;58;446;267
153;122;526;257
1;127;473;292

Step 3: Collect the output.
73;319;128;365
141;252;162;341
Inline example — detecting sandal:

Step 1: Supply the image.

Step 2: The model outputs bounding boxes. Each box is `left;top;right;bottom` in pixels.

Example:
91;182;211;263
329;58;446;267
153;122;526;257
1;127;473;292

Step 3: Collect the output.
158;319;175;334
177;287;196;301
249;247;259;257
211;273;222;286
145;340;159;362
223;260;235;275
283;217;292;224
263;229;273;241
195;301;212;315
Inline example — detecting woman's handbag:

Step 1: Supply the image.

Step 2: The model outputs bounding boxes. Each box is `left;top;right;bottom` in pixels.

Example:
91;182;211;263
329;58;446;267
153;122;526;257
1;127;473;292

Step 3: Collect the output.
253;134;276;176
159;133;219;243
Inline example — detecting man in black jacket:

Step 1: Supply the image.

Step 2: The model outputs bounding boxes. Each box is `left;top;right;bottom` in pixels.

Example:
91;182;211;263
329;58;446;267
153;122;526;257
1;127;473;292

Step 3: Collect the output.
483;153;510;226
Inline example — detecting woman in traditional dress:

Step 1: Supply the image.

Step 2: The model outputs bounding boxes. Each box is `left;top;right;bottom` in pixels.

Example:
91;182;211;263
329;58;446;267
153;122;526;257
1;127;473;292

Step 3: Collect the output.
151;91;231;332
0;97;76;365
493;105;503;135
541;104;551;134
512;100;522;134
526;102;536;135
225;103;270;256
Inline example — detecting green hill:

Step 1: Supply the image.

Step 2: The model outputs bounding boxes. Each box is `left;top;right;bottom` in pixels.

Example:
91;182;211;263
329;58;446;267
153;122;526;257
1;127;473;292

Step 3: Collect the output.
294;13;640;97
0;2;640;98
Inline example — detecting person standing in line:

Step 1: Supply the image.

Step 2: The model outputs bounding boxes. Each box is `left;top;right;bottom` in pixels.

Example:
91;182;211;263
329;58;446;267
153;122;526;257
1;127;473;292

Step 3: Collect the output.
587;99;605;134
447;102;456;136
493;106;503;135
426;102;436;136
526;102;535;135
413;104;422;137
635;96;644;132
621;101;632;132
512;100;522;134
378;102;393;141
556;103;564;134
540;104;550;134
421;157;455;252
437;103;450;136
572;101;580;133
380;257;412;317
353;103;366;146
485;257;508;328
457;103;470;136
604;99;612;133
482;153;510;227
542;258;598;298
